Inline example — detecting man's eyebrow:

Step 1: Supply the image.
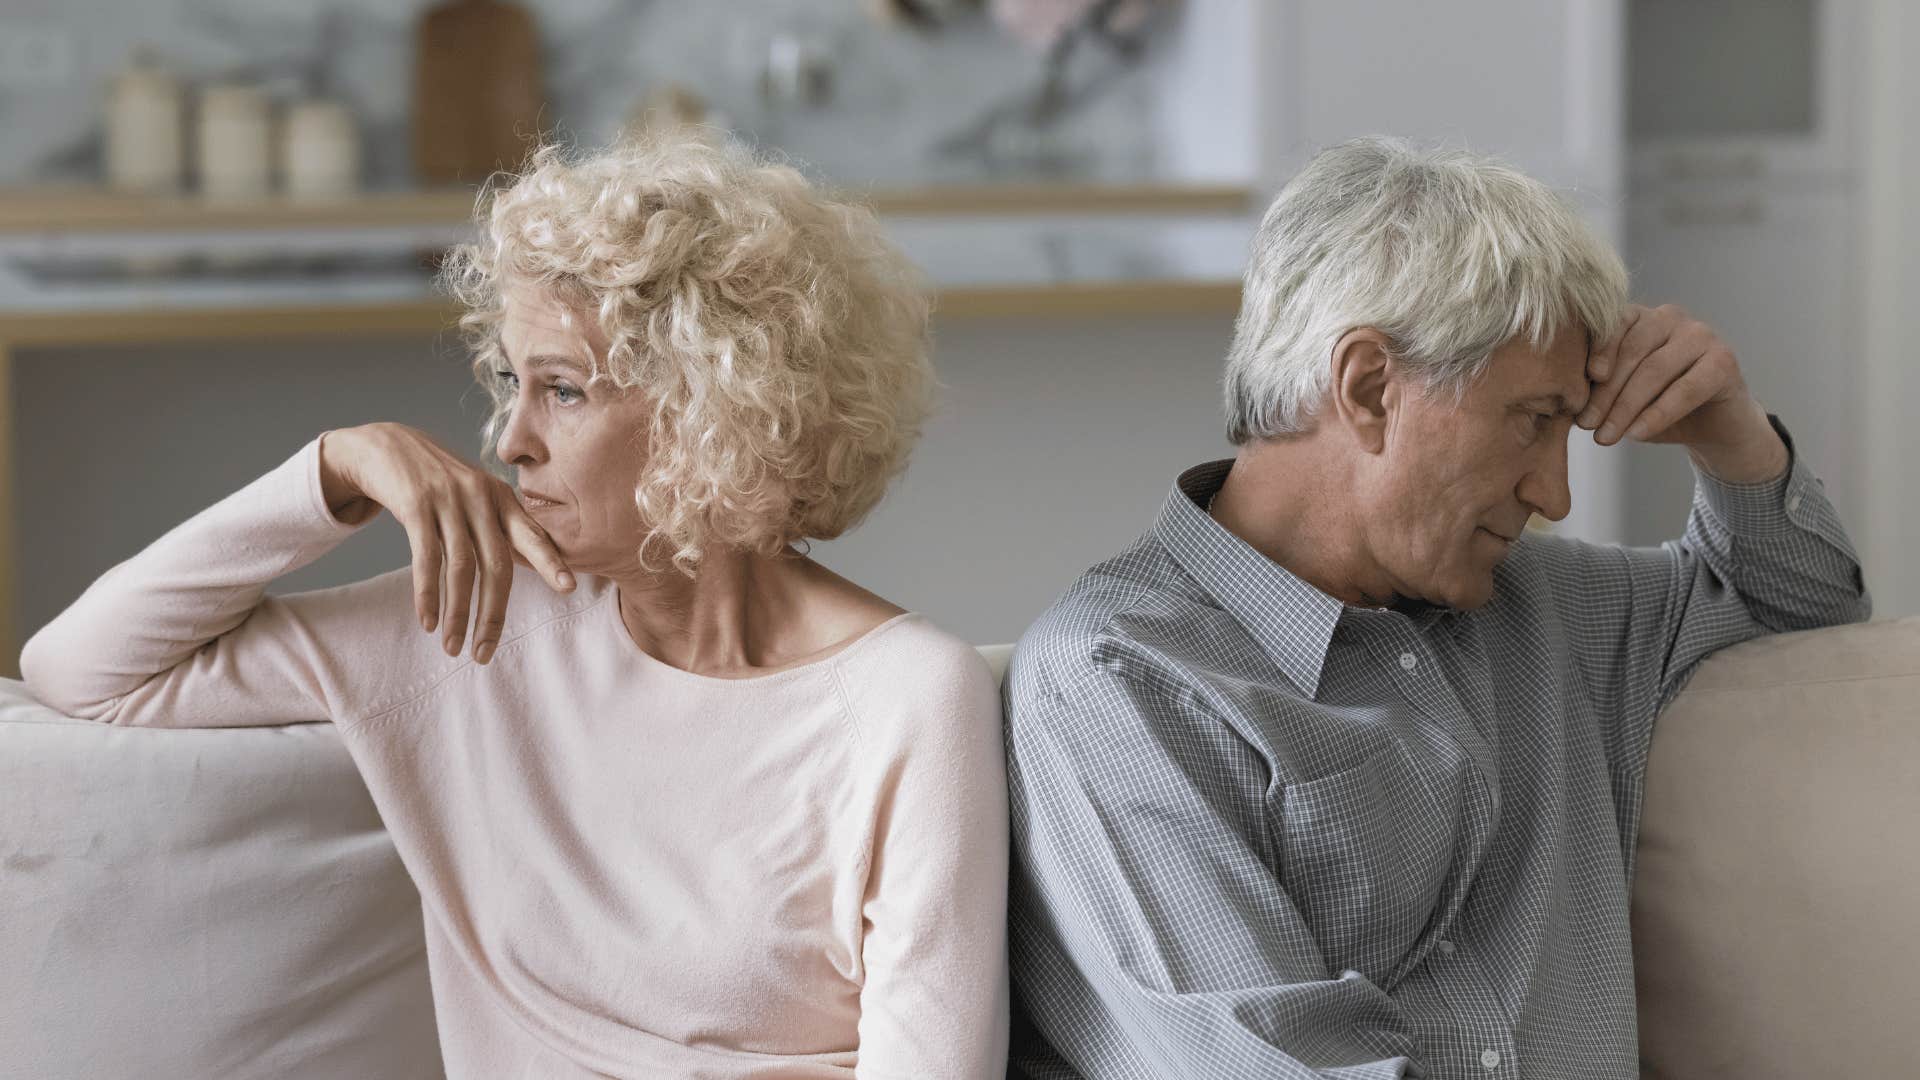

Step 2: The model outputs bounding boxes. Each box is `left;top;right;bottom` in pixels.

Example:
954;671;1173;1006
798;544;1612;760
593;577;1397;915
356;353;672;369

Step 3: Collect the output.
1520;394;1583;417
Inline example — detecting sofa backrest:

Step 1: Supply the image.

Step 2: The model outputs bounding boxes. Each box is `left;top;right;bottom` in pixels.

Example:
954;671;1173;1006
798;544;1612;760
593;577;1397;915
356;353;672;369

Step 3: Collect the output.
0;692;443;1079
5;623;1918;1078
1632;616;1920;1078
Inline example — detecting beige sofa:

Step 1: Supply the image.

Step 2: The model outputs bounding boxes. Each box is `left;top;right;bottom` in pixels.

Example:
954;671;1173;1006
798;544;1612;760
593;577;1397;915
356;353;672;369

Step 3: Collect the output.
3;620;1916;1078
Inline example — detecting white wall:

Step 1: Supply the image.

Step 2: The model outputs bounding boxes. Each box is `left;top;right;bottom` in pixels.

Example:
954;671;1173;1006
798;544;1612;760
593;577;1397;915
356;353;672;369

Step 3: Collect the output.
15;314;1234;650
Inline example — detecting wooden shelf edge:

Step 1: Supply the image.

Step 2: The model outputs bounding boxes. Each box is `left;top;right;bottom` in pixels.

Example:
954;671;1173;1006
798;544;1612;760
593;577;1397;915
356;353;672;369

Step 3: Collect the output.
0;183;1254;234
0;281;1241;346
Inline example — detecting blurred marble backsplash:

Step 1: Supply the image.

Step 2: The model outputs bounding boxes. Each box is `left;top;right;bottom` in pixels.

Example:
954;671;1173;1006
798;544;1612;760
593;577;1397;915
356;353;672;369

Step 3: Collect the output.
0;0;1199;189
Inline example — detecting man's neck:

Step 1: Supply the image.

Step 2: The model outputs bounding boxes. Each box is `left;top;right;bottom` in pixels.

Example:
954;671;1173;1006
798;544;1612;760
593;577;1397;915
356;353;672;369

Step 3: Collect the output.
1208;437;1396;609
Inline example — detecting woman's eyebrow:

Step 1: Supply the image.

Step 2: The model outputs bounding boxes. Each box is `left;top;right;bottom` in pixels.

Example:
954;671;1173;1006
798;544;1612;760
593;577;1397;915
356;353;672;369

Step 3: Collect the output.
529;354;589;375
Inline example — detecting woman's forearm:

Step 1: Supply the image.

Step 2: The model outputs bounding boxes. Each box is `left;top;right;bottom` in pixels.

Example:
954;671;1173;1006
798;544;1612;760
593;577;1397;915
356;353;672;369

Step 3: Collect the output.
20;436;363;722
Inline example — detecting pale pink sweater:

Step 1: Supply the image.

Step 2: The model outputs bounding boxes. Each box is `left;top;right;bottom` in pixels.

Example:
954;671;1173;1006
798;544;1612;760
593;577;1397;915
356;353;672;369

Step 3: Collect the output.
22;437;1010;1079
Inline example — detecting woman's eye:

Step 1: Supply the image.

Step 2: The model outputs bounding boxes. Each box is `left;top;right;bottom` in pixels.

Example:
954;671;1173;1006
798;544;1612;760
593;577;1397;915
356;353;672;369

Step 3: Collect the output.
551;383;583;405
494;369;519;389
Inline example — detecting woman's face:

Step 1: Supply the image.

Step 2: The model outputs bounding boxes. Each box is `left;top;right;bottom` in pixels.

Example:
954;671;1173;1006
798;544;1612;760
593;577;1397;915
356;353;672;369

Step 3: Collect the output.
493;282;654;576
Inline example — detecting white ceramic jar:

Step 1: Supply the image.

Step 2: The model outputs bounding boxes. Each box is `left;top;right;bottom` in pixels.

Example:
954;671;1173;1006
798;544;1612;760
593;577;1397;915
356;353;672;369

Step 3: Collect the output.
196;83;272;201
104;53;185;193
282;99;361;200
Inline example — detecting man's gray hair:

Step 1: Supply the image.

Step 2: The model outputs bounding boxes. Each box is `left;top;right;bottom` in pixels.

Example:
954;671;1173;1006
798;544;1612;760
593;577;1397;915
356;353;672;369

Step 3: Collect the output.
1223;137;1630;443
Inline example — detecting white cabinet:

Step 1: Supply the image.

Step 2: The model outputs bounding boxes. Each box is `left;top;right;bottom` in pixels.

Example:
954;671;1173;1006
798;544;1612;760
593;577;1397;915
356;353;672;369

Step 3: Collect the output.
1252;0;1630;542
1623;0;1863;543
1628;0;1859;184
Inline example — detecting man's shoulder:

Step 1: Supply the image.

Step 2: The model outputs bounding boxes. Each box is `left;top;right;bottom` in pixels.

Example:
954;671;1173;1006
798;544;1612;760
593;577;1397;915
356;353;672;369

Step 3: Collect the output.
1008;536;1238;722
1494;529;1676;607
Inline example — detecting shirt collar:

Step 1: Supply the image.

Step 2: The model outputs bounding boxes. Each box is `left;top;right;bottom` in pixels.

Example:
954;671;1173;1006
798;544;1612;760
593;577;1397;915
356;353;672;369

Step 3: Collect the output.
1153;459;1346;699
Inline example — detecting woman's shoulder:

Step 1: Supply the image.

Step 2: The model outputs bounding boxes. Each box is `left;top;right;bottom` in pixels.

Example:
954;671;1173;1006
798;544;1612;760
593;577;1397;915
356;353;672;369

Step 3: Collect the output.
835;613;996;688
829;614;1004;745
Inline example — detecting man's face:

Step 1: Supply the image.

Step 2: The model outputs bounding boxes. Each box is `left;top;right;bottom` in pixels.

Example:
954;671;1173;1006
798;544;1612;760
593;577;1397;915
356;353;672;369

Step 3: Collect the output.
1365;322;1591;610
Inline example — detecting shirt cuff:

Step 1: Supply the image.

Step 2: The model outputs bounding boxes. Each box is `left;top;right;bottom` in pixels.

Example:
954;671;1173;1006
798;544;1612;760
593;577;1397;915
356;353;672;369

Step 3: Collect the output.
1692;414;1816;539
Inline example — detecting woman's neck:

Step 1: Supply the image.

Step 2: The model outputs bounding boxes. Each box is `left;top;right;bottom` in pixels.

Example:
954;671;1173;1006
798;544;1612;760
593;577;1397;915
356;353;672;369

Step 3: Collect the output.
610;548;809;677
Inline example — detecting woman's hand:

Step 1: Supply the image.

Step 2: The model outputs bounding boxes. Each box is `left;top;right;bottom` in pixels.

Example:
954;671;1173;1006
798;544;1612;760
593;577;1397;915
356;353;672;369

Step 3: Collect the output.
318;423;575;664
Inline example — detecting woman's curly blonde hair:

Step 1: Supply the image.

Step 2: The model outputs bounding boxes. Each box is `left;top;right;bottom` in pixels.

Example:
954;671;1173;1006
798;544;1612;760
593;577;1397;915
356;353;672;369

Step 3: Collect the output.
440;129;934;573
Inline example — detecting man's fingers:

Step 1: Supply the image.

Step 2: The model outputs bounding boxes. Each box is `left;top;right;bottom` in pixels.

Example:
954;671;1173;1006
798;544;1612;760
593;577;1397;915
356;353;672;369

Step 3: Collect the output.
1589;305;1643;383
1622;358;1724;444
1595;335;1696;445
1580;331;1655;431
439;511;478;658
503;503;575;593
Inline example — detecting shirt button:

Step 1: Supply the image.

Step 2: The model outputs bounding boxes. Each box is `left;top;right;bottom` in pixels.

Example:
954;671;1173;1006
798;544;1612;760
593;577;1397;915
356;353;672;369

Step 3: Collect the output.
1398;652;1417;671
1436;939;1455;955
1787;493;1802;513
1481;1049;1501;1070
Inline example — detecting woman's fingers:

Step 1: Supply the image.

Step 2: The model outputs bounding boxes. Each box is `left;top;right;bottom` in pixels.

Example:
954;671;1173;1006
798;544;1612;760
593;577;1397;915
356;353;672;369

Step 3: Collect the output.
501;497;575;594
438;509;478;658
468;493;516;666
402;507;443;634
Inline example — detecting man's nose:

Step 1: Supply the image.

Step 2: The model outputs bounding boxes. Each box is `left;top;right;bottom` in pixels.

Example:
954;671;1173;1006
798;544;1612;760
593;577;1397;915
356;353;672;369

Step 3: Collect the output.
1522;445;1573;523
1520;457;1566;522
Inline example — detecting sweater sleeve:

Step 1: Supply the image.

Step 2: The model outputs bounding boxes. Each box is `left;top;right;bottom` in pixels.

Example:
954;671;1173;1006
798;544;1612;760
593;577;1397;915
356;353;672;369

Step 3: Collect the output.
842;632;1011;1079
19;434;427;727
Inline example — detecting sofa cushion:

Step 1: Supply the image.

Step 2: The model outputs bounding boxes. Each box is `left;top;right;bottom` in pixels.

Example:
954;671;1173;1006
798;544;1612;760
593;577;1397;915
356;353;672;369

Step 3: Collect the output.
1633;617;1920;1078
0;680;441;1080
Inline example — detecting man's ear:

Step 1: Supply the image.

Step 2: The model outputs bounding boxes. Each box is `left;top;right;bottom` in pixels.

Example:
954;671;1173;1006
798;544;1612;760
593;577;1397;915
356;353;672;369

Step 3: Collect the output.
1328;328;1398;453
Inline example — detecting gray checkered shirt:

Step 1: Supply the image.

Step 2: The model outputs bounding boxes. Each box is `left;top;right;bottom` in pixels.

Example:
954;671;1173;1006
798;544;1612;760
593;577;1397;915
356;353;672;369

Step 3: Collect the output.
1003;419;1869;1080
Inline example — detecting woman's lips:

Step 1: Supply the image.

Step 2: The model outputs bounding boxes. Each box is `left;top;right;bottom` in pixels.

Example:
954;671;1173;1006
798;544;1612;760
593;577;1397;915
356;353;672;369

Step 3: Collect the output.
518;490;563;511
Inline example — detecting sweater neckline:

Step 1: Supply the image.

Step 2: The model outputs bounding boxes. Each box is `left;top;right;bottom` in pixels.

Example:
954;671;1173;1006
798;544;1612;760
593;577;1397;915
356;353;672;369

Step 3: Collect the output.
602;596;920;687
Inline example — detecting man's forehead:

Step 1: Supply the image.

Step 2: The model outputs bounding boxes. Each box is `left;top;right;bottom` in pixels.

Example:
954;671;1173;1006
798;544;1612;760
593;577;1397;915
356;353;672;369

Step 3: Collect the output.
1509;328;1595;411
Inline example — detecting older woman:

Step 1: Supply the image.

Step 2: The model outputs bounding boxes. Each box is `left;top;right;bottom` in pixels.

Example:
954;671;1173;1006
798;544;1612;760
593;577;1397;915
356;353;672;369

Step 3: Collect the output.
22;131;1007;1078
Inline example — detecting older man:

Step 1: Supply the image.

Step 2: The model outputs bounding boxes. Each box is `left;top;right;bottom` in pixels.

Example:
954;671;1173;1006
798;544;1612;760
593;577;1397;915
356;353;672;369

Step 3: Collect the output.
1003;137;1869;1079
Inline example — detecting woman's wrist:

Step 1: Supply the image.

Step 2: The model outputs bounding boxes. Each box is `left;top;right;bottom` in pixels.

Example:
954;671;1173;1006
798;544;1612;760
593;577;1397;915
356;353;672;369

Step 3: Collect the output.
317;428;377;524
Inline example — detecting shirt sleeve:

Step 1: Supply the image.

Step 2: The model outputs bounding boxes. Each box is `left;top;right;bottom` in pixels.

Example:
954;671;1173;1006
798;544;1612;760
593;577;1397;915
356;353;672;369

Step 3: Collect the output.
1005;664;1419;1079
1533;415;1870;776
18;434;425;728
850;641;1011;1079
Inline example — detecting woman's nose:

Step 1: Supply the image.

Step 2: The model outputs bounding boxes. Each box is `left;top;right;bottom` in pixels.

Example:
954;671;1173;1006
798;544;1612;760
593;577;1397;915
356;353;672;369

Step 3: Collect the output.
495;405;543;467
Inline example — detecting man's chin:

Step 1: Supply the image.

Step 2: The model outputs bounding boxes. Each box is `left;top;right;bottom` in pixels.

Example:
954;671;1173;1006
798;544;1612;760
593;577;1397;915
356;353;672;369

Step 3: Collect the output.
1429;573;1497;612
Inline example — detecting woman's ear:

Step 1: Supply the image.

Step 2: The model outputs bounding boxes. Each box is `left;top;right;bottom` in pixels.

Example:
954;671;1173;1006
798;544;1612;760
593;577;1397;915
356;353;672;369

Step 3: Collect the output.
1328;328;1397;454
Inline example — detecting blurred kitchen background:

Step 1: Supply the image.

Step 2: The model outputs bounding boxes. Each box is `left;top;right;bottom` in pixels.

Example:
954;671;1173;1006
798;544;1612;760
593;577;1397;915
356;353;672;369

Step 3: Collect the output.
0;0;1913;672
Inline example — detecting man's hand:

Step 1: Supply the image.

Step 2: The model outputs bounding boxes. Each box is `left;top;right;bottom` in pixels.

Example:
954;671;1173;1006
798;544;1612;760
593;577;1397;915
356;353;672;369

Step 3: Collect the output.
1578;303;1789;484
